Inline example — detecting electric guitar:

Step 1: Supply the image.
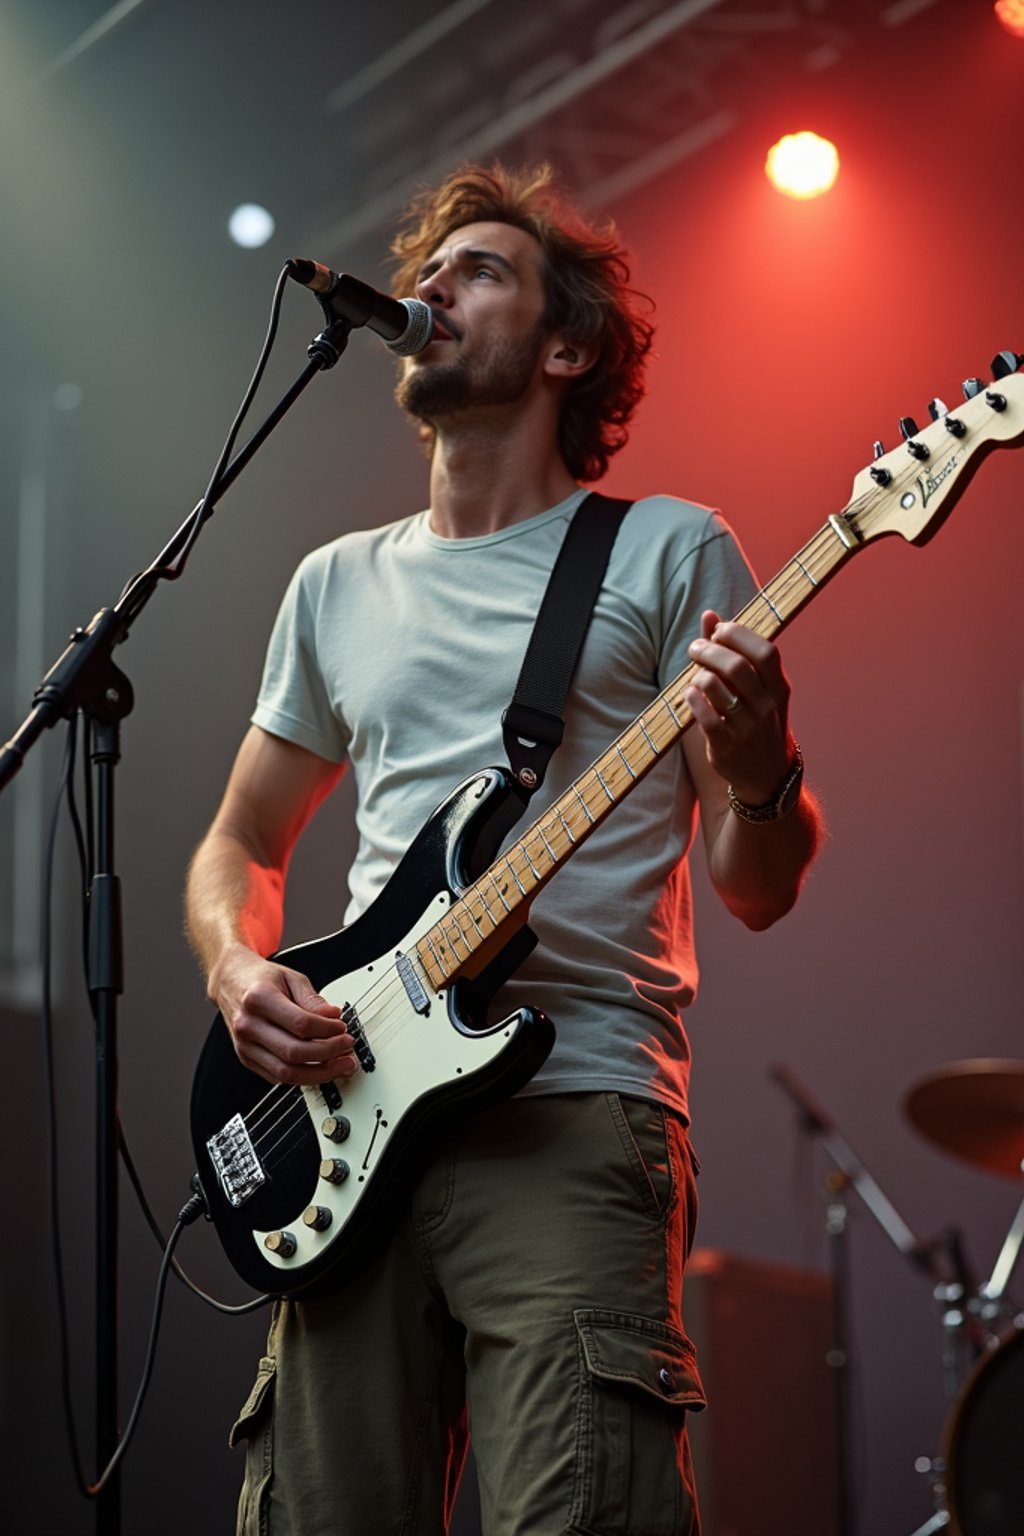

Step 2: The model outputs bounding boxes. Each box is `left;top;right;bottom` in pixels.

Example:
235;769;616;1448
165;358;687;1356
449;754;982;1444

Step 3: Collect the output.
191;358;1024;1297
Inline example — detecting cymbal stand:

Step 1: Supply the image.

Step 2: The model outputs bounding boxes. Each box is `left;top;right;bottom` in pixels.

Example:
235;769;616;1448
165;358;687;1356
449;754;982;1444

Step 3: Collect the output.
769;1065;955;1536
978;1184;1024;1314
907;1183;1024;1535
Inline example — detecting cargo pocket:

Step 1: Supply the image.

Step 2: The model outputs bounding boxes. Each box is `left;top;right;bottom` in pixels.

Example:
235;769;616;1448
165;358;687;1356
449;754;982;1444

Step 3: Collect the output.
229;1355;276;1536
569;1309;705;1536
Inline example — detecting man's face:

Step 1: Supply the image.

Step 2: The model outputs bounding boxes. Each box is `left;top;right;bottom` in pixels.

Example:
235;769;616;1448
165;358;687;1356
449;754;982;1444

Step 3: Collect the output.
395;220;551;423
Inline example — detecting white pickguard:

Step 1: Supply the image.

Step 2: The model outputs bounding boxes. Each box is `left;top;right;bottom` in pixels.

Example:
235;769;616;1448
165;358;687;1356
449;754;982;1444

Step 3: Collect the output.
251;892;517;1274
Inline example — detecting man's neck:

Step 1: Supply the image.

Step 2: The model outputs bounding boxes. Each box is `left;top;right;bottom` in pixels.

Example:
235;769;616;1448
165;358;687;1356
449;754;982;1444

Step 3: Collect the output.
426;410;579;540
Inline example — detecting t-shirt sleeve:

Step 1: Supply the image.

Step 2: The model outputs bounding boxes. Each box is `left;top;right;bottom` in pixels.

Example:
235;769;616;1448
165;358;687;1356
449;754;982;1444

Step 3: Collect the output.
251;555;349;764
657;511;759;689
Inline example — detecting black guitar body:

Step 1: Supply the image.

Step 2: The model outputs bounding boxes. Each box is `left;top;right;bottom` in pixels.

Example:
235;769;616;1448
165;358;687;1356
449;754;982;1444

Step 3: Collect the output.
190;766;554;1296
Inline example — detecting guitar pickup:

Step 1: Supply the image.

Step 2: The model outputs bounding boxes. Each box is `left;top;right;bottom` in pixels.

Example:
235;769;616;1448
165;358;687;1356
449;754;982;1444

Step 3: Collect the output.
207;1113;266;1208
342;1003;376;1073
396;951;430;1015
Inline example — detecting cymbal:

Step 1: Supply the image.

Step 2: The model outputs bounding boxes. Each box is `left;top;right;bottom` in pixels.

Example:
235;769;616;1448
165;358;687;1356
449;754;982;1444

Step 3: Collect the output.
904;1059;1024;1180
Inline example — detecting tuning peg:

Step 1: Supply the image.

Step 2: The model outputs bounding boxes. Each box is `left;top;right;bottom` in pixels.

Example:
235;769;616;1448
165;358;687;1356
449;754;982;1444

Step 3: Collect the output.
873;440;885;459
927;399;949;421
869;440;891;485
990;351;1023;380
899;417;929;460
962;378;984;399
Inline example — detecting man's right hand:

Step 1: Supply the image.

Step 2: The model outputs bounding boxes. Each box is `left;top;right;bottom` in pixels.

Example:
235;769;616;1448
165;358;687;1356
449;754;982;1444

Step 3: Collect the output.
209;942;358;1087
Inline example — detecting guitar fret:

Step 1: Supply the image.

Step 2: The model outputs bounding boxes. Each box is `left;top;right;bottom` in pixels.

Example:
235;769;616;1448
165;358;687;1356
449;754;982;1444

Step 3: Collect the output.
595;769;615;803
573;786;595;824
664;697;683;728
794;555;818;588
557;809;577;845
417;942;442;988
639;721;658;755
762;589;783;623
443;920;467;956
522;842;542;880
425;935;447;977
507;859;527;897
488;871;513;912
538;824;558;862
617;745;637;780
464;902;486;939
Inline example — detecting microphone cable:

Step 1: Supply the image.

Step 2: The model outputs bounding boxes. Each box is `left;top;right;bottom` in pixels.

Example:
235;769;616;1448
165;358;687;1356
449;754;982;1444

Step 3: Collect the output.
39;597;275;1499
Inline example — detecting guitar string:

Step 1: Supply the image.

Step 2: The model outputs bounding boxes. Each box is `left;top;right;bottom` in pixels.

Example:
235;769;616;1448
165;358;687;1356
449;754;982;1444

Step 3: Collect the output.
236;509;853;1155
240;509;860;1164
237;441;960;1169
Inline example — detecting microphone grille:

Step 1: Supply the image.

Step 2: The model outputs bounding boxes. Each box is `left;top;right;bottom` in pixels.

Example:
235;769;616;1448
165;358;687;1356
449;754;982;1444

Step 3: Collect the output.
387;299;434;357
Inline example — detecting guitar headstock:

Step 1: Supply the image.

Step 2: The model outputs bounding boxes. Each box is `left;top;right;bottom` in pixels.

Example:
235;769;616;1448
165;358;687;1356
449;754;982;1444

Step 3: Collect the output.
846;357;1024;547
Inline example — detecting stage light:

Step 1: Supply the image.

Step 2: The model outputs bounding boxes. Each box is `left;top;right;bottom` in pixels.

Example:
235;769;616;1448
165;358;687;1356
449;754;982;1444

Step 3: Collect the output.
995;0;1024;38
228;203;276;248
765;132;839;200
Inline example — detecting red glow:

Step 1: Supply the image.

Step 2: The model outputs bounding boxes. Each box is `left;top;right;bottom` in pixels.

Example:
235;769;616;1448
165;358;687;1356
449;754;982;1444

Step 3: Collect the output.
765;131;840;200
995;0;1024;37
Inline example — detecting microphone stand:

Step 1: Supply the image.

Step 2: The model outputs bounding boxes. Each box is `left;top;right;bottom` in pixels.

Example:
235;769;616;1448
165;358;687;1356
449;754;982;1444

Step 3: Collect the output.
0;312;353;1536
769;1064;950;1536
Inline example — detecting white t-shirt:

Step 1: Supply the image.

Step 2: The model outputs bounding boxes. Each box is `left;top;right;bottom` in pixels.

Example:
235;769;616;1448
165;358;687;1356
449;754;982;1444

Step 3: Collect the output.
253;488;756;1118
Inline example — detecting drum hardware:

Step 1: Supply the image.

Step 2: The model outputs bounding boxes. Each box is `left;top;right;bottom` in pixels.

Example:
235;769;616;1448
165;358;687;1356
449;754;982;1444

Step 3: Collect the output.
771;1062;1023;1536
903;1060;1024;1536
770;1064;951;1536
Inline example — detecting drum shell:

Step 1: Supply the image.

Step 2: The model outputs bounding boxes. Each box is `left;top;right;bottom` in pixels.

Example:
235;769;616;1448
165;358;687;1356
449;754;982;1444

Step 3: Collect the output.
943;1319;1024;1536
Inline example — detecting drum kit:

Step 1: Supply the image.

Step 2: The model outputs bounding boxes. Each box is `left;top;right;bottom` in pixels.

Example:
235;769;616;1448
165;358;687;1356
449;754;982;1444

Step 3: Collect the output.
772;1057;1024;1536
902;1059;1024;1536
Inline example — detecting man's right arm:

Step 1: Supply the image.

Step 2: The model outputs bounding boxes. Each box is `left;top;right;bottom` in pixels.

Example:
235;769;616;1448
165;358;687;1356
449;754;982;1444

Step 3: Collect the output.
185;725;357;1086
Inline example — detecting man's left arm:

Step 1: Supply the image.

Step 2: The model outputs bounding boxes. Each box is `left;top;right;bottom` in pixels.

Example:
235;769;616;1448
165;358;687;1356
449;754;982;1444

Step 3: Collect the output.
682;609;823;931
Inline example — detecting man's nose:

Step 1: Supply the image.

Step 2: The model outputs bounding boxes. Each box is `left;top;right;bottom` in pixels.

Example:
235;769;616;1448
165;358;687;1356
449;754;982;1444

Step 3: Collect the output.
416;267;454;308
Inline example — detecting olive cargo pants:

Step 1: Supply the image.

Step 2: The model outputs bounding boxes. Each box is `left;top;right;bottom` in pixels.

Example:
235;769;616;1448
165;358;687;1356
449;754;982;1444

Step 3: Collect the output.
230;1092;704;1535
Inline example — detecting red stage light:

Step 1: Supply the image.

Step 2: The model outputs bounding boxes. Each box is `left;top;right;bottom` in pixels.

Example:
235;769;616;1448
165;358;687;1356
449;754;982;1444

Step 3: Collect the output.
765;131;840;200
995;0;1024;38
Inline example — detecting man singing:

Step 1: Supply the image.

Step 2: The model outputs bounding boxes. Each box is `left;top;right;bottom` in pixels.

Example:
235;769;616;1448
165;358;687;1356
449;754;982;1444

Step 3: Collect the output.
186;162;822;1535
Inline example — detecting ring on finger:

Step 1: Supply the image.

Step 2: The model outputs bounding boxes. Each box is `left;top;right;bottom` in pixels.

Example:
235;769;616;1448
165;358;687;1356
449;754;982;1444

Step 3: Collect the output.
723;692;742;715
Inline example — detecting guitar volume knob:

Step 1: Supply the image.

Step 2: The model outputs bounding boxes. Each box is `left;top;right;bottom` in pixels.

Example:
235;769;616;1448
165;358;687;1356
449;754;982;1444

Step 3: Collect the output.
264;1230;297;1257
303;1205;333;1231
319;1157;350;1184
322;1115;351;1143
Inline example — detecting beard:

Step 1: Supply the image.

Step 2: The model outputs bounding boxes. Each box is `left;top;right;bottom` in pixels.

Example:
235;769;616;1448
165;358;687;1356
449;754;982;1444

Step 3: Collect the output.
395;322;547;424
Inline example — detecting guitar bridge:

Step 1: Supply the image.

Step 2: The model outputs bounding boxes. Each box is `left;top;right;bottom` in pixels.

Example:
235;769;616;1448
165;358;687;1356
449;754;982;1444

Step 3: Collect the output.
207;1113;266;1208
342;1003;376;1072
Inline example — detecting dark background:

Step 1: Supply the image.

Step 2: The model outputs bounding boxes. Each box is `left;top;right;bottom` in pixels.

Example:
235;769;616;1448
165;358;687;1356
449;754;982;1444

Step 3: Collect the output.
1;2;1021;1533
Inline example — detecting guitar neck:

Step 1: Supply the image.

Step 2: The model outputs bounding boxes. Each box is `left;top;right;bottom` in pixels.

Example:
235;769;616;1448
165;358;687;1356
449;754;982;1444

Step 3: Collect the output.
415;511;861;989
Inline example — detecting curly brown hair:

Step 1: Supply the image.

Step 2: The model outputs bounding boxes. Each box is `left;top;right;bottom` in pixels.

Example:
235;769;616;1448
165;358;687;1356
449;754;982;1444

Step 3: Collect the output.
390;163;654;484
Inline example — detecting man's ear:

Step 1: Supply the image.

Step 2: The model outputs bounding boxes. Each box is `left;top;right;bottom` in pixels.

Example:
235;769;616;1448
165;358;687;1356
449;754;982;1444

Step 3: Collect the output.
544;336;595;379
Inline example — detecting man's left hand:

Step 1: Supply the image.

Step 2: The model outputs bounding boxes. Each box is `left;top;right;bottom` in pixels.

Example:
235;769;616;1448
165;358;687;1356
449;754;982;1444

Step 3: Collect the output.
684;609;795;804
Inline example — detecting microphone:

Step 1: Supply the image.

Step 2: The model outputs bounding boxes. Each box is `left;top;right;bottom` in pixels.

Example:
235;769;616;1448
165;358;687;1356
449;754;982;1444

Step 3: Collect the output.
287;259;433;356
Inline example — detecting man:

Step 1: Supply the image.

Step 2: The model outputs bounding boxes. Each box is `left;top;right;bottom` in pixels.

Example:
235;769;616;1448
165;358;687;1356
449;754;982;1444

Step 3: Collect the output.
186;163;821;1535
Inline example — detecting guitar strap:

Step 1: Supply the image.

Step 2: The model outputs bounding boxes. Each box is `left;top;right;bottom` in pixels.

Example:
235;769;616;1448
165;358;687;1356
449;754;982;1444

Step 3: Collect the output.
502;491;632;798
